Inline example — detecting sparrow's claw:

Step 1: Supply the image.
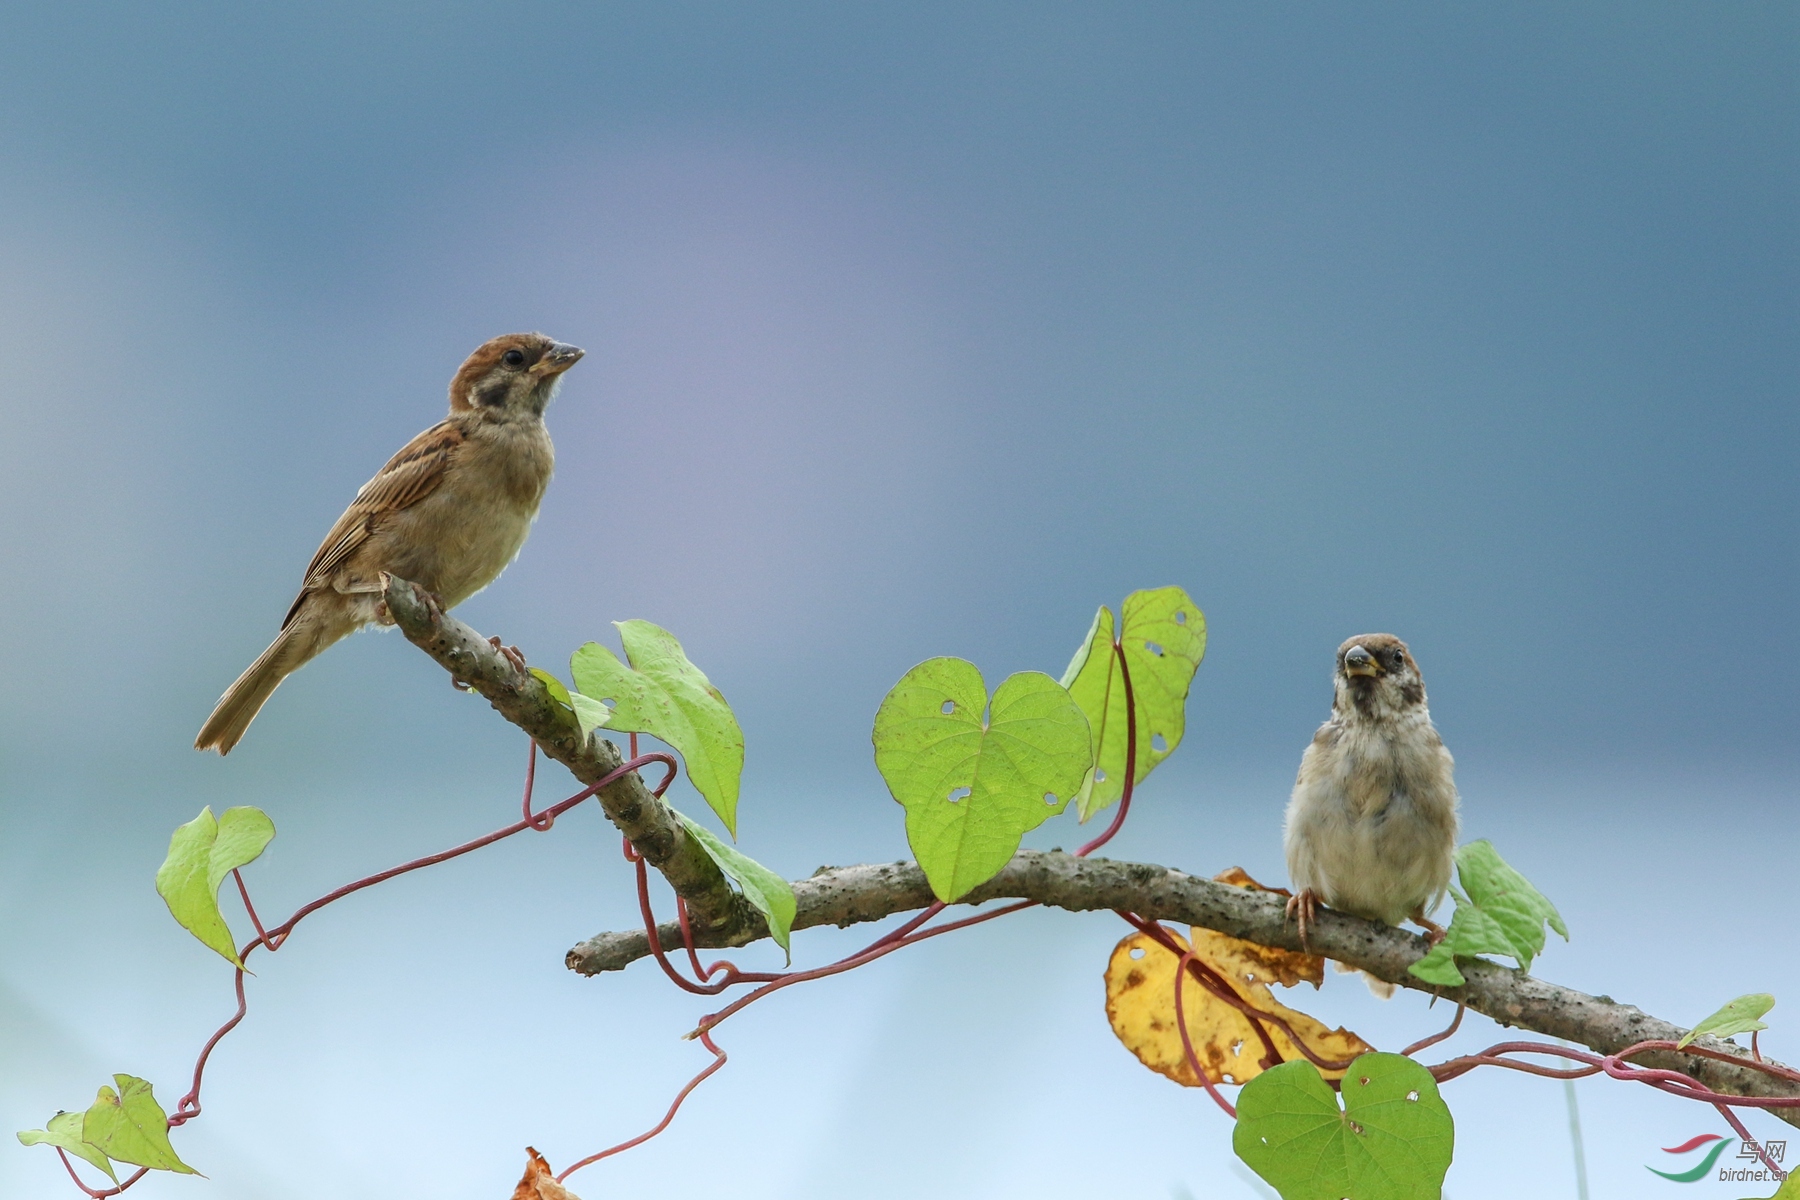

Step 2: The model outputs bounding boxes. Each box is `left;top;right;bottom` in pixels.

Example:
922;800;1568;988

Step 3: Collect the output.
1410;906;1448;946
1285;888;1320;952
488;635;527;675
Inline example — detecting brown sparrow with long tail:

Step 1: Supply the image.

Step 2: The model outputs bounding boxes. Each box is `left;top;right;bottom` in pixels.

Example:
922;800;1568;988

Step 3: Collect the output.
195;333;583;754
1283;634;1459;985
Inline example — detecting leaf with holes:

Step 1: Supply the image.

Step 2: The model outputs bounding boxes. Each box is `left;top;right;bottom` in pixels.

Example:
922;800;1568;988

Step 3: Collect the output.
154;806;276;969
1409;840;1567;987
82;1076;196;1174
1679;993;1775;1049
1059;586;1206;821
676;811;797;957
570;622;744;836
1105;924;1373;1090
872;658;1090;902
1234;1053;1453;1200
17;1111;118;1183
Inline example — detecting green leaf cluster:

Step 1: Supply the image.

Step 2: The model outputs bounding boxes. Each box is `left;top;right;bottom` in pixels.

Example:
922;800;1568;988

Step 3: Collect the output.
1059;586;1205;821
872;658;1092;901
1409;840;1568;988
154;806;275;969
18;1075;197;1180
1234;1052;1453;1200
570;620;746;836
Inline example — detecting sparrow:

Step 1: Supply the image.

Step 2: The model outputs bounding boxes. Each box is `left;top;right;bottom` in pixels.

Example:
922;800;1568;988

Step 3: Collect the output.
195;332;583;755
1282;634;1459;971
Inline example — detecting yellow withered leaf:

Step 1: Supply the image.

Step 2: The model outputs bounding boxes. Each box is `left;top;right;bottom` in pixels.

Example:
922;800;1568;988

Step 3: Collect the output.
1104;926;1374;1088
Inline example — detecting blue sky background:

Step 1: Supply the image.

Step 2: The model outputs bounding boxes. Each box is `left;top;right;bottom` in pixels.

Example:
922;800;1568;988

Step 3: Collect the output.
0;4;1794;1198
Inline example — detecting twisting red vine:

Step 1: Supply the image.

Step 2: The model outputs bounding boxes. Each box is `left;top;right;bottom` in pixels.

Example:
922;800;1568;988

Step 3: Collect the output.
526;634;1800;1188
52;740;676;1198
50;630;1797;1194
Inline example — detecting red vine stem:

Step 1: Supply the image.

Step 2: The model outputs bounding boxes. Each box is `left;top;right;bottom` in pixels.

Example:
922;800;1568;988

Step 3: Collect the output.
683;900;1037;1042
246;748;673;957
54;1152;146;1199
1426;1038;1799;1173
554;1030;729;1184
1076;639;1136;859
555;832;1029;1185
1124;915;1285;1068
627;849;781;995
521;739;551;830
553;636;1800;1183
599;638;1140;1037
1400;1004;1465;1057
1715;1103;1784;1176
1172;950;1238;1118
1430;1038;1800;1102
51;629;1800;1193
51;746;680;1197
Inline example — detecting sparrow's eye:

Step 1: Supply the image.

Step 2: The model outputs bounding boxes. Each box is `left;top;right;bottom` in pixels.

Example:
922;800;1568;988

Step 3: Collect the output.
1392;651;1406;667
502;348;526;367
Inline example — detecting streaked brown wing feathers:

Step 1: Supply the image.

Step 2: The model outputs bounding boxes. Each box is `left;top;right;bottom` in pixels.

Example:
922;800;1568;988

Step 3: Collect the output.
281;421;463;627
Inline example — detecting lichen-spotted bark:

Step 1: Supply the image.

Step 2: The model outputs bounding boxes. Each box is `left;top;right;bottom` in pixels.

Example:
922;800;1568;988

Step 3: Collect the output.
567;849;1800;1127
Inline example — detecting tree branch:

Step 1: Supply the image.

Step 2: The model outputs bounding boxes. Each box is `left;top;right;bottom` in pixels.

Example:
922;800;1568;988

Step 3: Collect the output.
568;850;1800;1125
381;575;756;938
379;581;1797;1127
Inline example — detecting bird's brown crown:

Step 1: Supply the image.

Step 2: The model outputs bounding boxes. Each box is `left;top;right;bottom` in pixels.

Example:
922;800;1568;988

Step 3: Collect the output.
448;333;582;413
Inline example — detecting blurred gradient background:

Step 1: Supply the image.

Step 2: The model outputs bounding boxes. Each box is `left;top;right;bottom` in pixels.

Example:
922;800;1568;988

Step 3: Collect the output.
1;4;1795;1198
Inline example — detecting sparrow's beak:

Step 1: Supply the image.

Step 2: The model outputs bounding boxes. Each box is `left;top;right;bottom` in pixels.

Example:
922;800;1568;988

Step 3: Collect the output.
1343;645;1379;678
531;342;585;377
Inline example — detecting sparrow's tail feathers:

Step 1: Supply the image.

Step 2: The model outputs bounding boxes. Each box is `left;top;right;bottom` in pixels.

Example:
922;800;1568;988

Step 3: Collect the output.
195;605;343;755
1332;959;1399;1000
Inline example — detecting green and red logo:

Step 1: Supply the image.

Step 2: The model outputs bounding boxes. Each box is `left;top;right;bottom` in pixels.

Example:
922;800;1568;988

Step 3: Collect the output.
1650;1132;1790;1184
1650;1134;1736;1182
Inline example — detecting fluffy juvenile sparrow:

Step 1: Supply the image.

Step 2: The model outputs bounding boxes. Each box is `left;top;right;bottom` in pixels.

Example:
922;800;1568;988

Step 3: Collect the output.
1283;634;1459;967
195;333;583;755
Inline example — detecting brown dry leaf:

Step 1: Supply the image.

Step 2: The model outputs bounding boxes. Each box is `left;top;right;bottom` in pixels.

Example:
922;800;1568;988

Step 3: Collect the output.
1104;927;1374;1088
511;1147;581;1200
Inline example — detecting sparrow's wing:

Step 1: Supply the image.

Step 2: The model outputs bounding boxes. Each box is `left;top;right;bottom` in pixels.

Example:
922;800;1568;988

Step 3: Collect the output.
282;420;465;627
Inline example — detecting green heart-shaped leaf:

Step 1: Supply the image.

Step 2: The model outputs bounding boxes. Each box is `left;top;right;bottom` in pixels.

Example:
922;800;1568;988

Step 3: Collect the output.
154;806;276;968
1410;840;1567;987
1059;586;1205;821
873;658;1091;902
676;811;797;957
1679;993;1775;1049
1234;1052;1453;1200
82;1076;196;1175
17;1110;118;1182
571;621;744;836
